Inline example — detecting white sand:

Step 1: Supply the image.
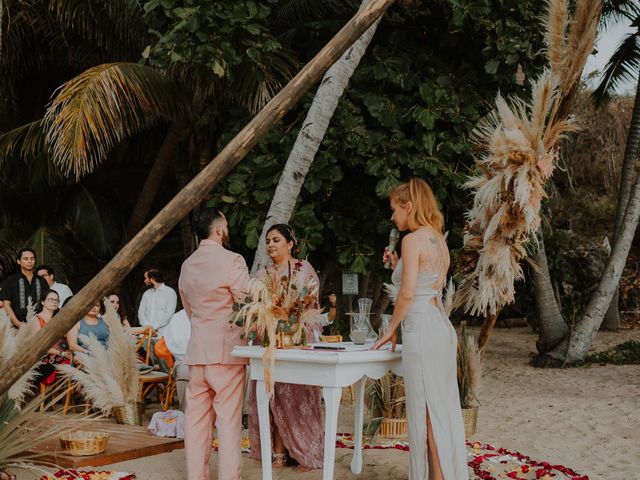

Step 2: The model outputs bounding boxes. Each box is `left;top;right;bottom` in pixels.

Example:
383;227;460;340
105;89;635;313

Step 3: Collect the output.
17;327;640;479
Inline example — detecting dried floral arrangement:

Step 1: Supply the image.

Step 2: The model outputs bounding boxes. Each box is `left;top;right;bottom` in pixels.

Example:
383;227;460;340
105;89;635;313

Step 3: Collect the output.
0;304;39;404
455;0;601;329
1;308;95;478
59;300;139;414
233;261;321;392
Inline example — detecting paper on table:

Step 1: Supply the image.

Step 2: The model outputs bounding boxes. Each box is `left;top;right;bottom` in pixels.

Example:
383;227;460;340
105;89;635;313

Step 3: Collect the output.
308;342;373;352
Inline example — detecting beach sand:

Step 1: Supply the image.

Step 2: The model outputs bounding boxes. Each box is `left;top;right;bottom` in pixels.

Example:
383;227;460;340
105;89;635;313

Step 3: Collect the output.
19;327;640;479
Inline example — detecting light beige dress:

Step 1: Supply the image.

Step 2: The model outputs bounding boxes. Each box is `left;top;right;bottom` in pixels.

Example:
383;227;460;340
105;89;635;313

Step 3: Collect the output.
392;230;468;479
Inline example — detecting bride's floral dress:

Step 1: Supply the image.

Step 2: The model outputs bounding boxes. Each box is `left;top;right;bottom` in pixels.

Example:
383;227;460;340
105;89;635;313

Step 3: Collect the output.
247;259;324;469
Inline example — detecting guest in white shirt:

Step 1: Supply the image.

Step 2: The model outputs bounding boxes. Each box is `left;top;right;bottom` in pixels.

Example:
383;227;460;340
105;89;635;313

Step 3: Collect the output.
162;309;191;409
36;264;73;306
138;268;177;336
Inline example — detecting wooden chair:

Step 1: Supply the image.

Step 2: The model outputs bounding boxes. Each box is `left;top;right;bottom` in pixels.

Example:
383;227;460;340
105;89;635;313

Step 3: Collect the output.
131;326;154;365
319;335;354;405
134;327;171;408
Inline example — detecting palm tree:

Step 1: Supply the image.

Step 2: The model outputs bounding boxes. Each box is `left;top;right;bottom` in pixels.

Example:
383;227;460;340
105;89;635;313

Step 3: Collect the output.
592;0;640;330
251;0;383;274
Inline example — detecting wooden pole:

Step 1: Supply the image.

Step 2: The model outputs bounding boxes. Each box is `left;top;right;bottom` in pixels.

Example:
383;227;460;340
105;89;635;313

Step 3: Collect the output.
0;0;397;398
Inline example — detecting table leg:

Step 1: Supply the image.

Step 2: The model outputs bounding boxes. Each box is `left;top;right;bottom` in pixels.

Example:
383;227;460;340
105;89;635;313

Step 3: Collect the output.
350;378;366;474
322;386;342;480
256;380;272;480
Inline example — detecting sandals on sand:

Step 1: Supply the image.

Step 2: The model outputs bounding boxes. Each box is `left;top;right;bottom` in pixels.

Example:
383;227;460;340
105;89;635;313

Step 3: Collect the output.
272;453;288;468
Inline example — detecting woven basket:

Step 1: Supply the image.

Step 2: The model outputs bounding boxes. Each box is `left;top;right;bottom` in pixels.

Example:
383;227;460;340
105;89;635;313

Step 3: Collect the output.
59;431;109;456
462;406;478;437
379;418;407;439
112;402;144;426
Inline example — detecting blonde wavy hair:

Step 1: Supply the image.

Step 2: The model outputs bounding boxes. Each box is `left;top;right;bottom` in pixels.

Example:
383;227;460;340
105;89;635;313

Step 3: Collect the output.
390;178;444;233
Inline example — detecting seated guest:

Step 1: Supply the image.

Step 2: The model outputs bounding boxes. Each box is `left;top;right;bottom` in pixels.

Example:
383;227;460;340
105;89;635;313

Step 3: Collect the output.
2;248;48;328
36;264;73;306
106;292;131;328
162;309;190;409
66;301;110;354
34;290;71;384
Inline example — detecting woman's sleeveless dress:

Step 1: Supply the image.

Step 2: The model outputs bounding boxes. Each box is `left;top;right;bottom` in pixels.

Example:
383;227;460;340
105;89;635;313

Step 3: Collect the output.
392;257;469;479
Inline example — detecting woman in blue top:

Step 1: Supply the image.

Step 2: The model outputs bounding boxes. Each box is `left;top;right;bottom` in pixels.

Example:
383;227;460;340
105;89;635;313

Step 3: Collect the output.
67;300;110;354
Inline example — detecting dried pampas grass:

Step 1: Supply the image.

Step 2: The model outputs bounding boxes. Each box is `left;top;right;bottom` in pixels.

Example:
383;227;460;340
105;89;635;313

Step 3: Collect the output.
0;382;98;472
455;0;599;319
58;299;139;413
0;304;40;404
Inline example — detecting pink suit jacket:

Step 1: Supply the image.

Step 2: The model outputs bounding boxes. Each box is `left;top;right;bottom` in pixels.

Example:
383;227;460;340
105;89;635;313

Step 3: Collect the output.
179;239;249;366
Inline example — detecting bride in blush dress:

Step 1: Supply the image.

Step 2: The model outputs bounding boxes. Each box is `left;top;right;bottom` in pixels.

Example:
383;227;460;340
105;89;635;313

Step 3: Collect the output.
373;178;468;480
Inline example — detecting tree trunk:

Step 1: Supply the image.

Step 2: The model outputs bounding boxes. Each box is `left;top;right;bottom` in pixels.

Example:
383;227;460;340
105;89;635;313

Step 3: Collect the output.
0;0;397;398
552;159;640;363
602;78;640;329
534;233;569;353
478;313;498;354
250;0;382;274
124;124;185;240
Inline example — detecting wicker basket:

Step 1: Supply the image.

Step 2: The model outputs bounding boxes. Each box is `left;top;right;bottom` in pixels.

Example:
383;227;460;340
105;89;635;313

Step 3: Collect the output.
112;402;144;426
379;418;407;439
59;431;109;456
462;406;478;437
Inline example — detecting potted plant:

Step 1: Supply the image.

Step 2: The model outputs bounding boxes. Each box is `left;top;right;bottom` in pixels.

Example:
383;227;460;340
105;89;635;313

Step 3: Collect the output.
457;322;481;437
365;373;407;439
59;300;141;425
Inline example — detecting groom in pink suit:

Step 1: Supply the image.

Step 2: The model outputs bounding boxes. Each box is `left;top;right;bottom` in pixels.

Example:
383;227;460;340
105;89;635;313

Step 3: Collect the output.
179;207;249;480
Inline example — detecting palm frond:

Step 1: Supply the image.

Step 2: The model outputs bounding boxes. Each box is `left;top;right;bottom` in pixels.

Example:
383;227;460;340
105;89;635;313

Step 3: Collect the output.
0;120;45;171
0;120;67;191
25;226;75;283
0;229;23;279
44;63;189;179
227;49;299;114
0;383;98;467
592;30;640;105
271;0;355;31
64;185;122;260
601;0;640;28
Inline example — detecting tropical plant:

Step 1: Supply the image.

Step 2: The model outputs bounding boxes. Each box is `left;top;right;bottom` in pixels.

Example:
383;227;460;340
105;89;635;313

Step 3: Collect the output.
364;373;405;436
58;300;139;414
0;385;88;478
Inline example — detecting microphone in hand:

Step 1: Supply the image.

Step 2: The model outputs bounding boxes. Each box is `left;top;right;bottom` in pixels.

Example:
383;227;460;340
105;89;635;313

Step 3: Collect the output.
384;228;400;269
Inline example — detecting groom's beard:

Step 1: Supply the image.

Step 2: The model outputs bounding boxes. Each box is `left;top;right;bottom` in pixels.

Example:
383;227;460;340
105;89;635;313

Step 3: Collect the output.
222;232;231;249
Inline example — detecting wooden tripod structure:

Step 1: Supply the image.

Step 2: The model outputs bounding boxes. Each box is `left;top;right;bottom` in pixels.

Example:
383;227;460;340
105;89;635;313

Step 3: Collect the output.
0;0;397;398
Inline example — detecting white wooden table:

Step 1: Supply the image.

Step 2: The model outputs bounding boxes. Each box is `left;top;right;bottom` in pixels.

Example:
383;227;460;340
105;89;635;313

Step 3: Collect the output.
231;343;403;480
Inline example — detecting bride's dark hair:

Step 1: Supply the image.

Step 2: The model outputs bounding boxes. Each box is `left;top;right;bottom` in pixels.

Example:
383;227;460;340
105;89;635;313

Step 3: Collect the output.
267;223;300;257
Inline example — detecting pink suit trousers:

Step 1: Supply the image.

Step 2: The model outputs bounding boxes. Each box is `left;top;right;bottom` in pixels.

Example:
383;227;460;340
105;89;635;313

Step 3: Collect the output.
184;364;246;480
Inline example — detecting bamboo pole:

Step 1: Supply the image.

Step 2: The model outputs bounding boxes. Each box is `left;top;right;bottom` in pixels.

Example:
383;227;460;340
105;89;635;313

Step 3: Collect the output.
0;0;397;398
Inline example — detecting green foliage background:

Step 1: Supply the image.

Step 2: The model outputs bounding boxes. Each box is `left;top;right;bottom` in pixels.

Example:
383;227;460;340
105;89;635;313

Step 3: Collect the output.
0;0;547;315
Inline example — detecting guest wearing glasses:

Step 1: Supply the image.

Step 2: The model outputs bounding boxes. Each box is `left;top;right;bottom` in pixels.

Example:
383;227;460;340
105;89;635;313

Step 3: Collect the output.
34;289;71;384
